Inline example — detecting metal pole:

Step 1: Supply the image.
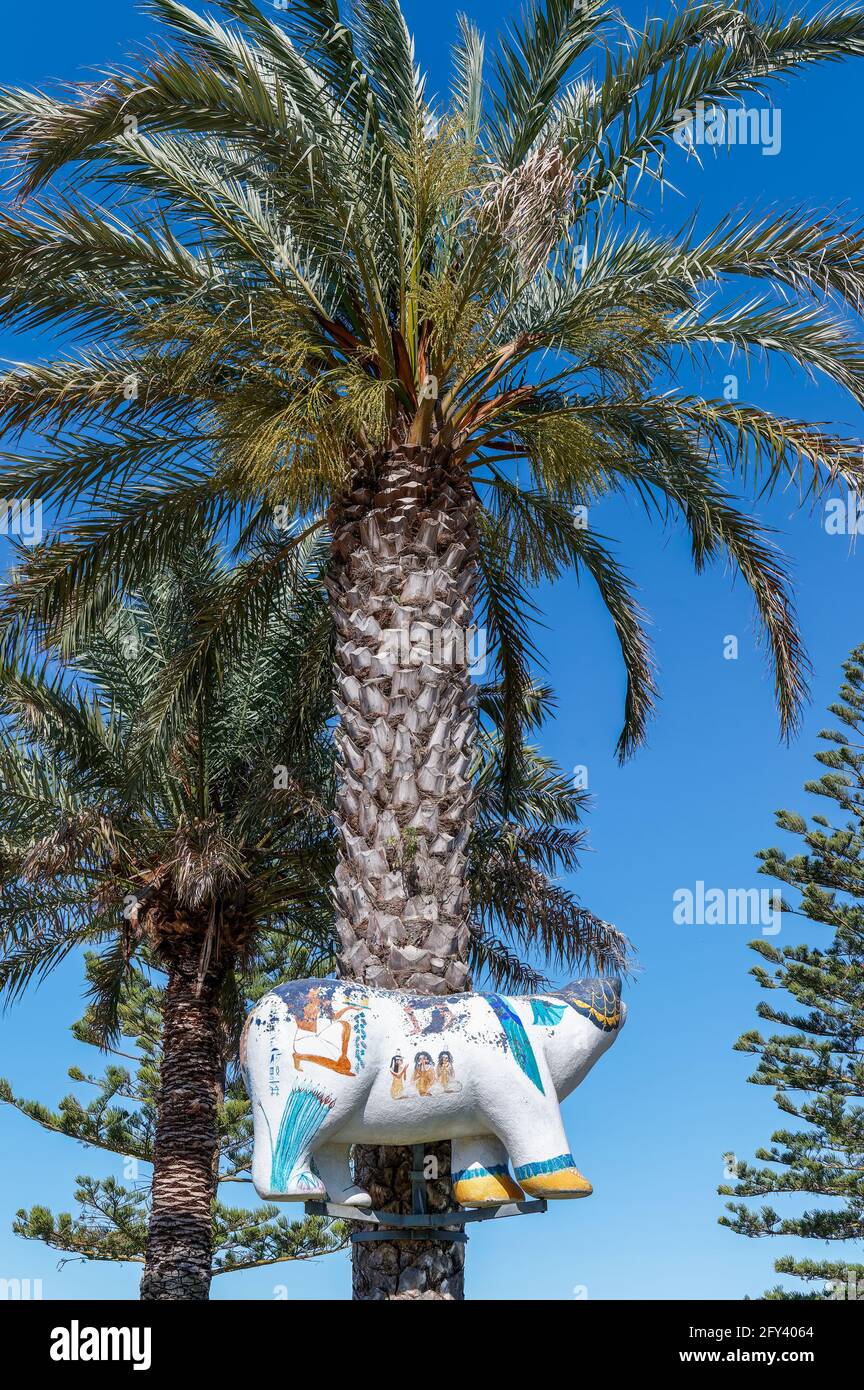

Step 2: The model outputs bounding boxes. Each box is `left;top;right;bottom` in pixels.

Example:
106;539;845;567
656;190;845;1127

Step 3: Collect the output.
411;1142;427;1217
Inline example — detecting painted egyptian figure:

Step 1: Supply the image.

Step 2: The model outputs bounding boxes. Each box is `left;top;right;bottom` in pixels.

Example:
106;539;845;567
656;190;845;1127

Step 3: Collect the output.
290;986;361;1077
389;1052;408;1099
436;1051;457;1092
412;1051;435;1096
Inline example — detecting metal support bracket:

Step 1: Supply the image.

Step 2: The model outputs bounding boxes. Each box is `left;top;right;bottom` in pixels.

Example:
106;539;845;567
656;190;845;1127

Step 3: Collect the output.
351;1228;469;1244
304;1142;547;1243
304;1196;548;1244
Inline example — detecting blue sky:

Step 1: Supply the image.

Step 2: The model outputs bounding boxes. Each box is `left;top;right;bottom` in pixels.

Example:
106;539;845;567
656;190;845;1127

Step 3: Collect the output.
0;0;862;1301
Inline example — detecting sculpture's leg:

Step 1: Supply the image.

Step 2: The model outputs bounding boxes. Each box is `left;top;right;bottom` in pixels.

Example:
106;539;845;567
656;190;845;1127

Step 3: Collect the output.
314;1143;372;1207
490;1099;593;1199
451;1135;524;1207
253;1086;331;1201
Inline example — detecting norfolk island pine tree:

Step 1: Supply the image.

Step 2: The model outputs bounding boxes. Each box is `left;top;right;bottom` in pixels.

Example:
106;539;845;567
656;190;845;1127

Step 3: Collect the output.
3;0;864;1297
1;954;348;1289
719;644;864;1300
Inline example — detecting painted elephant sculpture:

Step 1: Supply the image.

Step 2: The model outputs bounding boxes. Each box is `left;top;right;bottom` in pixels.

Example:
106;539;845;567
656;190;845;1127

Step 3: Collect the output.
242;976;626;1208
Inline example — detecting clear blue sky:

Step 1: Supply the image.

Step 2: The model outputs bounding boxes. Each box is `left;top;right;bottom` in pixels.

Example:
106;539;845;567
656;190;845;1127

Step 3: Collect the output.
0;0;861;1301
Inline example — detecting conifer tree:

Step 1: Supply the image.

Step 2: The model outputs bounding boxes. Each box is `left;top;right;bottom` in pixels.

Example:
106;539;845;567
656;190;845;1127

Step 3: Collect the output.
1;954;346;1283
719;645;864;1299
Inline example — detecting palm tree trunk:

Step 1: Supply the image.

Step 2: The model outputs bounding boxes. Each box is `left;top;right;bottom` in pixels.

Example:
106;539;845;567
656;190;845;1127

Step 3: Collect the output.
140;934;226;1301
327;439;477;1301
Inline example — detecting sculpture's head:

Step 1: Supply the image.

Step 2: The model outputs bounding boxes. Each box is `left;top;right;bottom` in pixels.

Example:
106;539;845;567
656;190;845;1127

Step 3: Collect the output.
532;977;627;1099
558;978;625;1033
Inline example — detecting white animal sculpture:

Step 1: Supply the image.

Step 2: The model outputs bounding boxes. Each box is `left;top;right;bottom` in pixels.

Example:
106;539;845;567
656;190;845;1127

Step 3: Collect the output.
243;976;626;1207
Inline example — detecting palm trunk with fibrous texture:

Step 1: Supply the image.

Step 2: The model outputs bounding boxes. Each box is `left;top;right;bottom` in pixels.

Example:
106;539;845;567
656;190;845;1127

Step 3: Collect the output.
140;933;227;1301
327;439;477;1300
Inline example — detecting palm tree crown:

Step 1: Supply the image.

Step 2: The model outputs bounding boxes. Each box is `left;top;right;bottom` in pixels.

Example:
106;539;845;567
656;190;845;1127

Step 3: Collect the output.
0;533;336;1025
1;0;863;748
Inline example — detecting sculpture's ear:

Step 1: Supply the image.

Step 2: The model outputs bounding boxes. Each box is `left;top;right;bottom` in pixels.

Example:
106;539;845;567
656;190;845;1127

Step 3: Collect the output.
528;998;568;1026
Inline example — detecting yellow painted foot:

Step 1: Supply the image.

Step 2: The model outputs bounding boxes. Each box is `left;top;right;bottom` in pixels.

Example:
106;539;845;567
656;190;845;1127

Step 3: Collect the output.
516;1157;593;1199
453;1167;525;1207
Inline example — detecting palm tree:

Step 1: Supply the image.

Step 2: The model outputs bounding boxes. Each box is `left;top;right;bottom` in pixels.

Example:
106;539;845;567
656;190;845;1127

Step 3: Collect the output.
0;534;338;1298
2;0;864;1297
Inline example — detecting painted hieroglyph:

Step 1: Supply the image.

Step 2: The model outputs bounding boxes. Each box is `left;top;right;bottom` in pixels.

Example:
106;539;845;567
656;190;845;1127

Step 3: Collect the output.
242;977;626;1208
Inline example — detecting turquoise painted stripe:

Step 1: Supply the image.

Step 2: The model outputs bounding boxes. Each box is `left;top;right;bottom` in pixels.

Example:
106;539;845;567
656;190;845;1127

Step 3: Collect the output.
514;1152;576;1181
452;1163;510;1183
486;994;545;1093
